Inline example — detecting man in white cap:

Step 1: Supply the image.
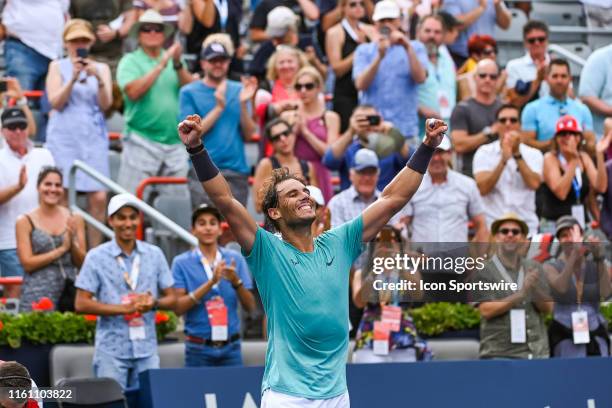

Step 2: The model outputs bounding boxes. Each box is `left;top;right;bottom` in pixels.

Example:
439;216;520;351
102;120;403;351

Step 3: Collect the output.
75;193;176;389
116;10;193;199
405;136;489;242
353;0;427;142
249;0;319;43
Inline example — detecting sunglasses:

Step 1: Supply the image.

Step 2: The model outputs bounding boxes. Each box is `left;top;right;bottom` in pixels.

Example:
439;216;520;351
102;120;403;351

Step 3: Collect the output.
140;25;164;33
499;228;522;236
3;122;27;131
526;36;547;44
477;73;499;80
294;82;316;91
481;48;496;56
499;117;519;124
348;1;364;7
270;129;291;142
557;131;581;138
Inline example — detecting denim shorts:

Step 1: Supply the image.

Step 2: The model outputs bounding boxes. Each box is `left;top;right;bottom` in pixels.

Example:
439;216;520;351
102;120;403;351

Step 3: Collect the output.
0;249;25;277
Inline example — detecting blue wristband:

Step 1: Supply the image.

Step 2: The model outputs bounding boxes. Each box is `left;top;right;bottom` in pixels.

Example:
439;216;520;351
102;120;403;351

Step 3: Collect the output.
407;143;435;174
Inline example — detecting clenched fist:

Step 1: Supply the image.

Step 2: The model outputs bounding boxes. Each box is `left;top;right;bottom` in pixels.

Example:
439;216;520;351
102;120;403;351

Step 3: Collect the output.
178;114;205;148
424;119;448;148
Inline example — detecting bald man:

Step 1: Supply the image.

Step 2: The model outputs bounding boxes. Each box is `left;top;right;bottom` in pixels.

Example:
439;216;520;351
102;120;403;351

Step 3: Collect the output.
450;59;504;176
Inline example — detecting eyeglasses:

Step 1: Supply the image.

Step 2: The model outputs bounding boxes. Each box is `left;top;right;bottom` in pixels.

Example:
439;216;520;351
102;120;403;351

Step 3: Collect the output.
3;123;27;131
477;73;499;80
348;1;364;7
294;82;316;91
269;129;291;142
140;25;164;33
526;36;547;44
499;228;521;236
498;117;519;124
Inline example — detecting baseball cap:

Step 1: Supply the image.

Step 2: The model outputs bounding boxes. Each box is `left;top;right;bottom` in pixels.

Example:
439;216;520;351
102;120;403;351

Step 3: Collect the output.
372;0;400;22
307;185;325;206
554;115;582;136
265;6;298;38
352;148;379;171
1;108;28;127
200;42;231;61
63;19;96;42
192;204;223;225
436;135;452;151
555;215;581;238
107;193;140;217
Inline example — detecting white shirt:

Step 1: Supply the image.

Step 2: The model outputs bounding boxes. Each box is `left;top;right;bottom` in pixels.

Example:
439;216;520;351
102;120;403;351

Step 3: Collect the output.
2;0;69;59
406;170;484;242
473;141;543;235
505;53;551;98
0;144;55;250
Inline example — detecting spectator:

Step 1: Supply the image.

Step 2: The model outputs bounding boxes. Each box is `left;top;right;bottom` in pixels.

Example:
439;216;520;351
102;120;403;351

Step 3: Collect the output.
284;66;339;202
249;7;299;82
325;0;375;132
522;59;595;153
184;0;244;57
116;10;192;197
249;0;320;43
328;149;406;228
127;0;191;46
477;213;551;359
45;19;112;248
352;226;431;363
0;77;37;140
416;14;457;138
450;59;503;177
253;118;317;213
600;120;612;240
0;361;41;408
473;104;543;234
74;193;176;390
323;105;409;191
441;0;511;68
437;10;461;61
69;0;133;74
0;0;69;91
353;0;427;141
16;167;86;312
540;115;608;233
320;0;374;32
456;34;506;102
545;216;611;357
405;136;489;242
505;20;550;109
307;185;330;237
172;204;255;366
0;108;54;299
180;40;257;208
579;44;612;139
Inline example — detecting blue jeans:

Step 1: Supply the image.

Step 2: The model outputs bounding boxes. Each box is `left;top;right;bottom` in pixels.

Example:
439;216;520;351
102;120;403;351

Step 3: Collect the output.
185;340;243;367
0;249;25;277
4;37;51;91
93;349;160;390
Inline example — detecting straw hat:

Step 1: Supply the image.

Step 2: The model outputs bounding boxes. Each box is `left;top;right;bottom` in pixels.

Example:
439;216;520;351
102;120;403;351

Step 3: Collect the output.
129;9;173;38
63;19;95;42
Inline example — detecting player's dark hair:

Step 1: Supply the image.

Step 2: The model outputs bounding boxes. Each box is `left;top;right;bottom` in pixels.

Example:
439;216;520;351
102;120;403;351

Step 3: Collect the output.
260;167;306;231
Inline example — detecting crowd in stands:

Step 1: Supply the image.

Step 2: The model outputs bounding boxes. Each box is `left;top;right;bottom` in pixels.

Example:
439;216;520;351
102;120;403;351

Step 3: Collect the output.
0;0;611;392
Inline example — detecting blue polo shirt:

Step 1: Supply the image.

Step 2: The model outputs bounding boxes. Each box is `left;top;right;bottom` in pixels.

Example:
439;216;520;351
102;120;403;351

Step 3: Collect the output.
178;80;250;174
353;41;428;138
322;140;410;192
521;95;594;141
171;247;253;339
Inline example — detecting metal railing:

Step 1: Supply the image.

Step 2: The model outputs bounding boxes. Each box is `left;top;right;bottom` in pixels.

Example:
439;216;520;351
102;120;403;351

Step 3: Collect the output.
68;160;197;246
548;44;587;67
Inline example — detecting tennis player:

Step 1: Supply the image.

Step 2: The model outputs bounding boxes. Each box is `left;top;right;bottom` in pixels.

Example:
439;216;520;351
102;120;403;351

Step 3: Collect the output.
178;115;447;407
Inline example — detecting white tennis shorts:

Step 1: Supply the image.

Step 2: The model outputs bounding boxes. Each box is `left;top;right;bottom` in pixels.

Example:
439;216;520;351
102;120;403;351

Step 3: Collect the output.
261;389;350;408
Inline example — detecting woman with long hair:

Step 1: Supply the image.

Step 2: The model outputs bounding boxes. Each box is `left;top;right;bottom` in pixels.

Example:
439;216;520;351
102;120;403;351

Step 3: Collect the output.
15;168;86;312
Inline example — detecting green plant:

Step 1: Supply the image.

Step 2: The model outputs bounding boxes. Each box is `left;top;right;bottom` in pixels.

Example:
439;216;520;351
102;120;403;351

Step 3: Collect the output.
0;311;178;349
410;303;481;337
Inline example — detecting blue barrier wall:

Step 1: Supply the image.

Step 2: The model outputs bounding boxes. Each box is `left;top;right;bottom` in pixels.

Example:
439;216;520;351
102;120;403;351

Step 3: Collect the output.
139;358;612;407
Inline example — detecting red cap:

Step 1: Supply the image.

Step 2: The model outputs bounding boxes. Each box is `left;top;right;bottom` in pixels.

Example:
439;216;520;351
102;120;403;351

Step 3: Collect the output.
554;115;582;136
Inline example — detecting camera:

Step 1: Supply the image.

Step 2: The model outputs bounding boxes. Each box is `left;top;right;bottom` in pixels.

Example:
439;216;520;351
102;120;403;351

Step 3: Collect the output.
76;48;89;59
366;115;381;126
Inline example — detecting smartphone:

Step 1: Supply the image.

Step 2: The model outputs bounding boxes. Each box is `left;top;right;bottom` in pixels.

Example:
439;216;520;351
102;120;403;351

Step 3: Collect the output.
366;115;381;126
379;26;391;37
0;80;6;93
76;48;89;59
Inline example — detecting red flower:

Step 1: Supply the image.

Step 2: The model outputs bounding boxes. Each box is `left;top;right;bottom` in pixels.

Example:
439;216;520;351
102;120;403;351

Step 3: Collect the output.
124;312;142;321
33;297;54;311
0;320;4;331
0;298;6;305
84;315;97;322
155;312;169;324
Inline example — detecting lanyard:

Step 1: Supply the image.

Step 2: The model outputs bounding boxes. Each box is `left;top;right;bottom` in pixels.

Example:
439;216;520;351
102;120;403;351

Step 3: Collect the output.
196;249;222;290
117;254;141;292
341;18;360;43
213;0;229;30
492;255;524;289
558;153;582;203
571;269;585;308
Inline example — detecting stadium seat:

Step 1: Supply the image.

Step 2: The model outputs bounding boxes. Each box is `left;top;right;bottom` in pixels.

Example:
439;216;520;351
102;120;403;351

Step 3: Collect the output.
427;339;480;360
50;345;95;385
158;342;186;368
495;8;528;68
242;341;268;366
531;2;585;43
150;195;193;261
55;377;128;408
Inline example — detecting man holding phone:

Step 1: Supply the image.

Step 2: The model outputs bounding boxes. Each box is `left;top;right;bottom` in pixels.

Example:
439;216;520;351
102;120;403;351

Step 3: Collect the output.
353;0;427;142
323;105;411;192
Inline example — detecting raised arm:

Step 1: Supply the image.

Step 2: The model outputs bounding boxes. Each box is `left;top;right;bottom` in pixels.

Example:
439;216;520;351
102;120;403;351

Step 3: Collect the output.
178;115;258;252
361;120;447;242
